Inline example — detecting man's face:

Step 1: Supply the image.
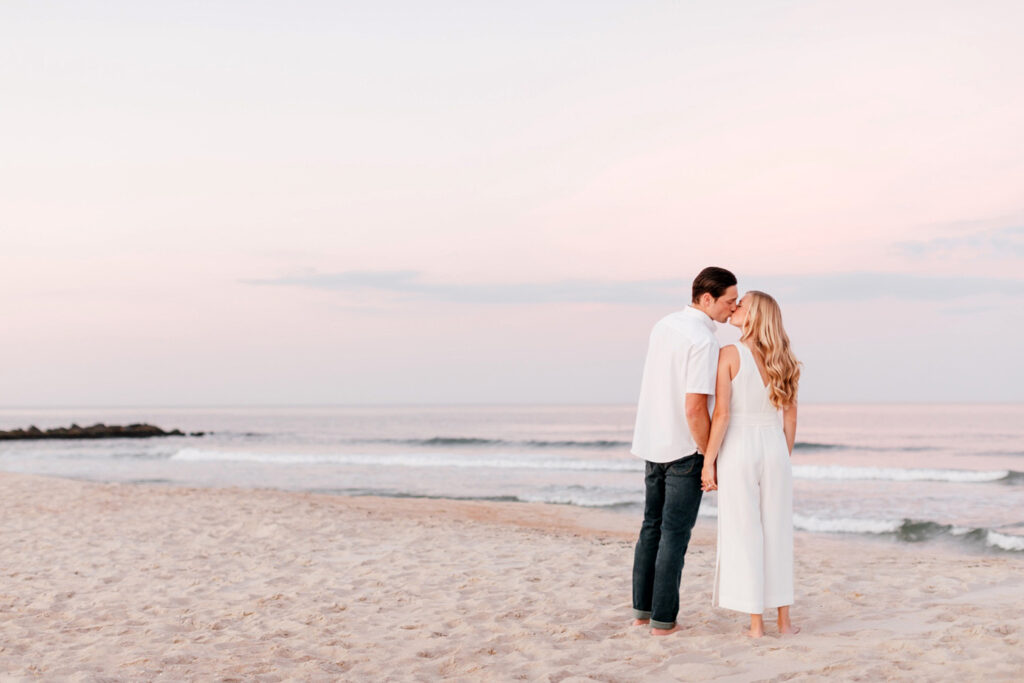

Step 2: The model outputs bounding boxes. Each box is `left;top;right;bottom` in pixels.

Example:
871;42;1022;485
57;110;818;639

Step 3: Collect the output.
706;285;739;323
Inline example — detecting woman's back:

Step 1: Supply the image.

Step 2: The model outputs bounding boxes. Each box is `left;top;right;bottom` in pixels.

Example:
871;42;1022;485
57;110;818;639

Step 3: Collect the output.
729;343;780;423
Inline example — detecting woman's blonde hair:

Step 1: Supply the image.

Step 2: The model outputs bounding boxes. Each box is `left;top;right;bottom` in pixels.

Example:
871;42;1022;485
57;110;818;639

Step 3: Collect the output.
741;291;801;409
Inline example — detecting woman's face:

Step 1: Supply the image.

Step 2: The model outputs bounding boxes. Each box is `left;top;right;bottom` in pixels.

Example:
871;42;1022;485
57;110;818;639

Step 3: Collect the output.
730;294;750;328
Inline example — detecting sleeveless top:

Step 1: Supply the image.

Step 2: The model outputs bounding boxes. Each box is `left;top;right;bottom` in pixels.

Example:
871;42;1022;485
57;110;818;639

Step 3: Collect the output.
729;343;782;428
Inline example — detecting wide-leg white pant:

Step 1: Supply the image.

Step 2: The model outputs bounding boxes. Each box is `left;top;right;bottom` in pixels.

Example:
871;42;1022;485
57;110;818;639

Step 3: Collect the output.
713;425;794;614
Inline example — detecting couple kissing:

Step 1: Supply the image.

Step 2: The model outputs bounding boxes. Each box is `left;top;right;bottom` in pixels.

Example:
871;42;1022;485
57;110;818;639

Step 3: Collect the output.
630;266;801;639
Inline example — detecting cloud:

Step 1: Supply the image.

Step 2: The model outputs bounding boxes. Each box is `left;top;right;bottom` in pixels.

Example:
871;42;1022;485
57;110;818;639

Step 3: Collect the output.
747;272;1024;303
245;270;1024;305
244;270;686;304
898;224;1024;258
246;270;423;292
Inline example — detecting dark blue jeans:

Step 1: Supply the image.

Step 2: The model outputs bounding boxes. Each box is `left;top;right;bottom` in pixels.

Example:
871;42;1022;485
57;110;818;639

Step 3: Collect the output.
632;452;704;629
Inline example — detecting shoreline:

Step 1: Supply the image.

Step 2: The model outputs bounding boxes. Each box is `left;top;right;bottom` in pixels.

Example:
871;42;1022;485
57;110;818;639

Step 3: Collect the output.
2;471;1022;680
4;467;1020;556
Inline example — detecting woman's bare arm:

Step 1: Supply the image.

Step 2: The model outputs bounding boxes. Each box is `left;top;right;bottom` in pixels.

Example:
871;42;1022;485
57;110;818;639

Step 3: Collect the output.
701;346;738;491
783;401;798;455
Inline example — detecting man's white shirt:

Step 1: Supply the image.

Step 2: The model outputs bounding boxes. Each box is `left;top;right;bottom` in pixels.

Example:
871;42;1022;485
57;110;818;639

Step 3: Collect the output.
631;306;720;464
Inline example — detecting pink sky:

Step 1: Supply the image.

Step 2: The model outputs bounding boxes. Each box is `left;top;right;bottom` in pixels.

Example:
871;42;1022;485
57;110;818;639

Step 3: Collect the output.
1;1;1022;405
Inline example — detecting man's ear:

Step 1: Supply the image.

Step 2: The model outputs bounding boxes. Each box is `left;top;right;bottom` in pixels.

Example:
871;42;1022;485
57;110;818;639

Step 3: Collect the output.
699;292;713;307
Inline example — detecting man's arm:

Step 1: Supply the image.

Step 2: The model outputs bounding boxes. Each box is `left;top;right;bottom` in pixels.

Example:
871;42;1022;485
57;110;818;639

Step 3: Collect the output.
683;339;718;455
684;393;711;454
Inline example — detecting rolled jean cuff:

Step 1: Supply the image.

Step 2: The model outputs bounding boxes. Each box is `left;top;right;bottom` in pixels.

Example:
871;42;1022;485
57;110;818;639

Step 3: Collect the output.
650;619;675;630
632;609;651;620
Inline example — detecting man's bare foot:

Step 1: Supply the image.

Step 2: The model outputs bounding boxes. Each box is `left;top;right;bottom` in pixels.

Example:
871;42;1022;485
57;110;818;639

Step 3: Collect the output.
632;618;650;626
651;624;680;636
779;624;801;635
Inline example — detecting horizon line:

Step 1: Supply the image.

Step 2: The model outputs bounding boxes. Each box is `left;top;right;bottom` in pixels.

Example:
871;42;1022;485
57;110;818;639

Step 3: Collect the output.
1;400;1022;410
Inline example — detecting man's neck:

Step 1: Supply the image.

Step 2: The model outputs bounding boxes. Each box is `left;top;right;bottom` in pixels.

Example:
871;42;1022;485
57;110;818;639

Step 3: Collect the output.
689;303;712;317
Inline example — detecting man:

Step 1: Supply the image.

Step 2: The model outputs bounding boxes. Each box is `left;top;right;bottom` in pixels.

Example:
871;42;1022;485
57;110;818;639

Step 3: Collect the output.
631;266;738;635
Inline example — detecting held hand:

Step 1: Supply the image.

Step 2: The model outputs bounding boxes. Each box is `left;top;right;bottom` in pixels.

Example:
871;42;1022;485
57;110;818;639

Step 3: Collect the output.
701;463;717;491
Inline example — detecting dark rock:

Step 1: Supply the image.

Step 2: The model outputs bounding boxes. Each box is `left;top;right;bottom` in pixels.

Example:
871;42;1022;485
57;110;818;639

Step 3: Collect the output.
0;423;192;441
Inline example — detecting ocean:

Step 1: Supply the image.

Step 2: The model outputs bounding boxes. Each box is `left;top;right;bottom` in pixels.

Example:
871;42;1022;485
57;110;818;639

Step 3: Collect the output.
1;404;1022;553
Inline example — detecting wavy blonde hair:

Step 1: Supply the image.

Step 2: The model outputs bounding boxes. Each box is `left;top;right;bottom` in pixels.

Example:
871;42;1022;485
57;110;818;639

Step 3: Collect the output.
741;291;801;409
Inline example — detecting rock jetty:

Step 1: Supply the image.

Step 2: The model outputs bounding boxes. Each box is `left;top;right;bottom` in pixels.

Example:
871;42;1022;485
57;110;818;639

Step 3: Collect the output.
0;423;204;440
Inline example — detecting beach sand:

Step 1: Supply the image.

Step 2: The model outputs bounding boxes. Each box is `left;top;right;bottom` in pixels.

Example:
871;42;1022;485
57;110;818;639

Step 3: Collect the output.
1;472;1021;681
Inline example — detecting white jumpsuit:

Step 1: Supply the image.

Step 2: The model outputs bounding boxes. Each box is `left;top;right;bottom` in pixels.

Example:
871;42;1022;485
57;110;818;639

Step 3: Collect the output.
713;343;794;614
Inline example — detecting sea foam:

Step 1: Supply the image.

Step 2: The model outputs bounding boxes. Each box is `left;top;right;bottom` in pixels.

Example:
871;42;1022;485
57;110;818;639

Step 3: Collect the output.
169;448;643;472
169;448;1015;484
792;465;1009;483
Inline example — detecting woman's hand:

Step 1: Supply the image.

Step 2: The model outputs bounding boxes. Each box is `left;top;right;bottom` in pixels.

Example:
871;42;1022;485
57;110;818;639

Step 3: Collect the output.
701;462;717;492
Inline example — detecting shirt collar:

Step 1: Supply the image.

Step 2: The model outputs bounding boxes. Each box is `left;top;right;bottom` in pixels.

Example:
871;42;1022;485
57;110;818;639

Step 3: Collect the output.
685;305;716;332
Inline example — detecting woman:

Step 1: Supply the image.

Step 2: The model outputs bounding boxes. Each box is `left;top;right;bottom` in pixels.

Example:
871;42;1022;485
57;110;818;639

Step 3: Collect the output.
701;291;801;638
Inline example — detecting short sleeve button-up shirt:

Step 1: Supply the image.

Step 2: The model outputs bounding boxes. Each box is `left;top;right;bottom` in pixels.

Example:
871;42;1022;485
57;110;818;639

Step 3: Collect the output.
631;306;719;463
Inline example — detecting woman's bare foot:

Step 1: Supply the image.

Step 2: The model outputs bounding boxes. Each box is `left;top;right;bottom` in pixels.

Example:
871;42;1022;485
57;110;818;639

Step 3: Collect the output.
777;606;799;635
747;614;764;638
632;618;650;626
651;624;680;636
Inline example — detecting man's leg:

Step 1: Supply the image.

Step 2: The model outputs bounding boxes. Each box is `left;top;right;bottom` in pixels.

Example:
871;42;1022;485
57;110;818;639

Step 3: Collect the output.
649;453;704;632
632;461;666;623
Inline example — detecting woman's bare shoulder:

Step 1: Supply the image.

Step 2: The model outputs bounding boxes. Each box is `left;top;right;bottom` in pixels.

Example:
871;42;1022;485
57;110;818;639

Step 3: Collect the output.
717;344;739;366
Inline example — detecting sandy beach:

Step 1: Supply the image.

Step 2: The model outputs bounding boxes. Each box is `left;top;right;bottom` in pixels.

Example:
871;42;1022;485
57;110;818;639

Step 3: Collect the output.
0;472;1021;681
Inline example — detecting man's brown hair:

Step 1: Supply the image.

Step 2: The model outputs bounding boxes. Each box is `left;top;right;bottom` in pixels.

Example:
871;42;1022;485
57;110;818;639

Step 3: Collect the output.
691;266;737;303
